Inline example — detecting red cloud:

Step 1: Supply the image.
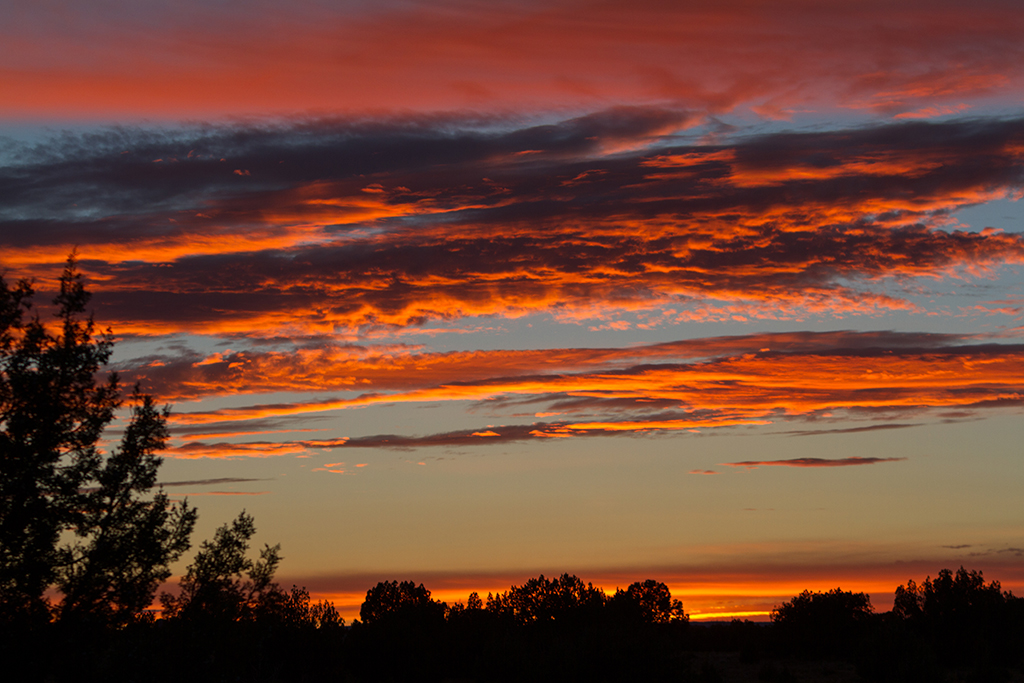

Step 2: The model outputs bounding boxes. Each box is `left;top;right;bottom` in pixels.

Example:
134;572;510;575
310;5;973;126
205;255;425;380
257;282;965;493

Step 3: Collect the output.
3;1;1023;118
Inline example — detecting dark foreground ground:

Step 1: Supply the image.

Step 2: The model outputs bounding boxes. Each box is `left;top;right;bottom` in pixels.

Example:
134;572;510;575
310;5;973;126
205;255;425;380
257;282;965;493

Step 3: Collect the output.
694;650;1024;683
4;615;1024;683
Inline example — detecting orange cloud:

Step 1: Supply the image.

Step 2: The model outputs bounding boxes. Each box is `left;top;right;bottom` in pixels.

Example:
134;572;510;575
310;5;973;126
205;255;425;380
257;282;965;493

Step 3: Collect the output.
165;437;350;459
152;334;1024;454
137;331;971;401
168;342;1024;426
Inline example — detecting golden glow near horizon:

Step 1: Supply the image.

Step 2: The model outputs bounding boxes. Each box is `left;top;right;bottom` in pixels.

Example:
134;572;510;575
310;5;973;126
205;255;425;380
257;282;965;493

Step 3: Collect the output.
3;0;1024;618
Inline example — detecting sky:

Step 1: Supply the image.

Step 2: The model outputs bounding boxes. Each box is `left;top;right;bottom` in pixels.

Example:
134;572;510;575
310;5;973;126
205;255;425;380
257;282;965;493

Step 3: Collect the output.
2;0;1023;621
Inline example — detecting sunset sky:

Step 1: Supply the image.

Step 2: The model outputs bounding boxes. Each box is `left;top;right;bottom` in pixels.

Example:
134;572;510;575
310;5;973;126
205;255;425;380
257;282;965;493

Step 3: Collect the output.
2;0;1023;621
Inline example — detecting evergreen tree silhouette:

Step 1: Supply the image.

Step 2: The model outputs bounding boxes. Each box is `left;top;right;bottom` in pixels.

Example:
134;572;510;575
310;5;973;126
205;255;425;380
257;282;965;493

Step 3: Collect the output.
0;256;195;624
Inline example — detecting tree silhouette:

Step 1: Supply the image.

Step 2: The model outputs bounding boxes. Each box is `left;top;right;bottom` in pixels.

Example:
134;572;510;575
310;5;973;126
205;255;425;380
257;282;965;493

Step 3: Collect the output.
771;587;873;657
0;257;195;623
359;579;446;625
56;390;196;625
254;584;344;629
892;578;924;621
160;510;281;623
892;566;1023;668
486;573;605;625
609;579;687;624
920;567;1005;625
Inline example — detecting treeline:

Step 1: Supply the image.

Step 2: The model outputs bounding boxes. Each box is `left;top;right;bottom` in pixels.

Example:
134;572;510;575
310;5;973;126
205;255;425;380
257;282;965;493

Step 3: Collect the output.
3;565;1024;682
351;569;1024;683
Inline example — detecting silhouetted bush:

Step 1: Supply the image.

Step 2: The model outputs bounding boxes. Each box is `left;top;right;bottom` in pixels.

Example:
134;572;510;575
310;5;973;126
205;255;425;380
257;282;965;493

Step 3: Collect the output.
771;587;874;658
891;566;1024;670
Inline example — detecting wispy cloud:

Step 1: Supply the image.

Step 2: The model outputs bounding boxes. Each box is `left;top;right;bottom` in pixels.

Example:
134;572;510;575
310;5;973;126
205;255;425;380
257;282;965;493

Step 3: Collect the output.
200;490;270;496
779;423;923;437
165;438;350;459
157;477;271;487
722;457;906;469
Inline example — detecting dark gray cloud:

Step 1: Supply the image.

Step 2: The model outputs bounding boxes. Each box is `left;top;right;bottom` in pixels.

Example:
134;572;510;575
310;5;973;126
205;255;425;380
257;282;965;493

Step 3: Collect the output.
0;107;693;225
157;477;271;487
780;423;923;437
722;457;907;469
3;111;1024;335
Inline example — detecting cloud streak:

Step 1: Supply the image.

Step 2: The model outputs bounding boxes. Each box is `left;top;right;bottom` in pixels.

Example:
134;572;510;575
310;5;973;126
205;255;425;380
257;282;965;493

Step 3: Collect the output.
157;477;270;487
722;457;906;469
165;438;351;459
